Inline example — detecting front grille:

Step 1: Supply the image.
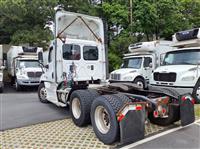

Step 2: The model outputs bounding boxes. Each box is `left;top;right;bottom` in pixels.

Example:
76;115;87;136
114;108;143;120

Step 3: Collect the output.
36;72;43;77
27;72;42;78
154;72;176;82
111;73;121;80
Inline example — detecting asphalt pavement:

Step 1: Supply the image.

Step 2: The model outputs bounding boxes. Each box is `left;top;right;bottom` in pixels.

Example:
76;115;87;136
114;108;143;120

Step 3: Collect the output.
0;85;69;131
122;123;200;149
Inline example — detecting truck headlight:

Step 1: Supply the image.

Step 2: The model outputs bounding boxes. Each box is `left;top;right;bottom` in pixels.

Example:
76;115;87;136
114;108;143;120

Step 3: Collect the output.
17;75;27;79
123;76;133;81
182;76;195;81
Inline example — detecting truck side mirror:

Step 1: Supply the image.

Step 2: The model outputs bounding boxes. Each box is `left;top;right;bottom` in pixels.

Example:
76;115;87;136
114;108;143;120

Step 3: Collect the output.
44;64;49;69
38;52;43;63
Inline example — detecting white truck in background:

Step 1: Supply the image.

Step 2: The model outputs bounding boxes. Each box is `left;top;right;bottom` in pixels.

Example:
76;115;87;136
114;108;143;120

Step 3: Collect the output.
7;46;43;91
150;28;200;103
109;41;173;88
0;45;5;92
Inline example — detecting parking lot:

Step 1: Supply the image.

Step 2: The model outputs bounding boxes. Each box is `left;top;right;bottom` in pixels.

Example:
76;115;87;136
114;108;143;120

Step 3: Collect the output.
1;85;200;149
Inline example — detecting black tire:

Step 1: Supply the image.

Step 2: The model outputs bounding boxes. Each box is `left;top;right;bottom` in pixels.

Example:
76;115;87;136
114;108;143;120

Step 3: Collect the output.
192;79;200;104
15;79;22;91
70;90;95;127
113;94;132;104
38;83;49;103
90;94;130;145
0;87;3;93
148;104;180;126
133;77;145;89
87;89;100;99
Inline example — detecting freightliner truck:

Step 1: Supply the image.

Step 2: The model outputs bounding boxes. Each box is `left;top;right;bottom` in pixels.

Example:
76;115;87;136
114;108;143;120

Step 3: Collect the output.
7;46;43;91
38;10;196;145
150;28;200;104
109;41;173;88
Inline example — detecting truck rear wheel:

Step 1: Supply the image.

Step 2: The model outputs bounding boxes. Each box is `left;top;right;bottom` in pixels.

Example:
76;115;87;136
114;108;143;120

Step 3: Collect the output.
70;89;97;127
90;94;131;145
38;83;48;103
148;104;180;126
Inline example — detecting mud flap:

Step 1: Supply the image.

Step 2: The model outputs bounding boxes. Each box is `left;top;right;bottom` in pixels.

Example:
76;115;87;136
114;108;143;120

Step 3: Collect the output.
118;104;145;145
180;95;195;126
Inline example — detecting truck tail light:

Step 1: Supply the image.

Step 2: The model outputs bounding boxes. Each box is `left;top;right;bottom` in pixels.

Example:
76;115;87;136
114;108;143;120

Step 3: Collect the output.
117;104;143;122
153;111;158;118
181;95;195;104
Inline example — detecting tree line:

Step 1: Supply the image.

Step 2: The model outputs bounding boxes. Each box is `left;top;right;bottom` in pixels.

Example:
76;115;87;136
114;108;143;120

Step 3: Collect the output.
0;0;199;71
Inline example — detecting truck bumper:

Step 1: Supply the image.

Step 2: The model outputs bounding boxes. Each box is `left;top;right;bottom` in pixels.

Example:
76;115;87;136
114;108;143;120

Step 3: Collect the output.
150;84;193;95
17;79;40;86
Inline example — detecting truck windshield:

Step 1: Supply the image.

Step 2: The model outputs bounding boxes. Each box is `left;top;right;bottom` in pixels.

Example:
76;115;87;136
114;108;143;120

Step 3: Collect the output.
121;57;142;69
19;60;40;68
163;49;200;65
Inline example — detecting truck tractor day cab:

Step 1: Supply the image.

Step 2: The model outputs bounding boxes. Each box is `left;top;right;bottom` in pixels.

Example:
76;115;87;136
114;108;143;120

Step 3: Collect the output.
150;28;200;104
7;46;43;91
109;41;173;89
38;10;196;145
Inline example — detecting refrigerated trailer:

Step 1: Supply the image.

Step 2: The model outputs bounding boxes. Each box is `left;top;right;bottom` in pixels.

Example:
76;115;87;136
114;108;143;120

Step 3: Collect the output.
38;10;195;145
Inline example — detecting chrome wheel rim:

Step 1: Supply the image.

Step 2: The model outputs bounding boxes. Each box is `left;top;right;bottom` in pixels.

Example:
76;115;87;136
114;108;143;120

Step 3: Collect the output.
15;80;18;90
94;106;110;134
136;81;144;89
40;87;47;101
72;98;81;119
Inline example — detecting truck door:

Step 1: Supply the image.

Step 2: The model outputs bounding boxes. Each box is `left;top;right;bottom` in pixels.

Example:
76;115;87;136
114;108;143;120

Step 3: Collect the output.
44;46;58;103
62;44;82;81
143;56;153;83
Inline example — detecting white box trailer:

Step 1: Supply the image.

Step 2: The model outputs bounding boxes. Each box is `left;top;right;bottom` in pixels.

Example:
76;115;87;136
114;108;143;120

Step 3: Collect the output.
7;46;43;91
38;10;195;145
109;41;173;88
0;45;5;92
150;28;200;104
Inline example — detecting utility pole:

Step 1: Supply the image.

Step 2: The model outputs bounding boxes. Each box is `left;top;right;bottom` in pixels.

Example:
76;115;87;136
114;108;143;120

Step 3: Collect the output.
130;0;133;34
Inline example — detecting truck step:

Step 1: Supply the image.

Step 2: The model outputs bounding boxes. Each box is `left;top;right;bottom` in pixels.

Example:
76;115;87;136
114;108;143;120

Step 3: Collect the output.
57;90;70;94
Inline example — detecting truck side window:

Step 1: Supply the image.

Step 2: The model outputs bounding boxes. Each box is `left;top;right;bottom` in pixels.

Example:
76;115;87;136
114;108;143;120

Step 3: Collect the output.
48;47;53;63
83;46;98;60
63;44;81;60
144;57;152;67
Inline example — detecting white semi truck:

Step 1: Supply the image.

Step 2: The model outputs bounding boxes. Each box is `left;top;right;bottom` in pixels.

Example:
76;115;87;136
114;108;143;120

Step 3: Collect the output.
0;45;5;92
150;28;200;104
7;46;43;91
38;10;195;145
109;41;173;88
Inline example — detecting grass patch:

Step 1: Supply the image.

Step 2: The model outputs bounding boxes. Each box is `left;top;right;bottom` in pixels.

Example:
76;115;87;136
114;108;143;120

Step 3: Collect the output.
195;104;200;118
